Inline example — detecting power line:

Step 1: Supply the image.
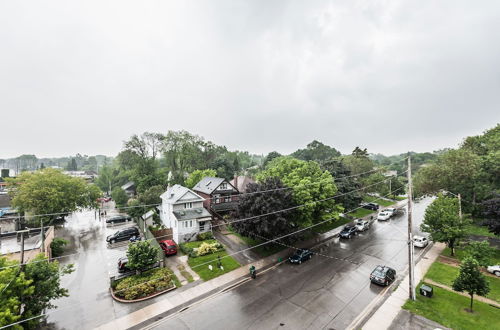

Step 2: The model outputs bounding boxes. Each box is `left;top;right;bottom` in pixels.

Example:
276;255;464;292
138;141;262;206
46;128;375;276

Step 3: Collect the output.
0;189;405;329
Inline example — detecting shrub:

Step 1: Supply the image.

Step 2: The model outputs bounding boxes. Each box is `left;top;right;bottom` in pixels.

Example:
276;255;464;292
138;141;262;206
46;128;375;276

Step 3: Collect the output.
179;243;194;256
126;241;160;271
197;242;222;256
50;238;68;257
113;267;175;300
196;232;214;241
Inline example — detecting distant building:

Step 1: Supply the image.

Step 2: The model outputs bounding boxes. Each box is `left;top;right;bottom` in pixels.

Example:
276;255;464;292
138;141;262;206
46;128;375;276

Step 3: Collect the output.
159;184;212;243
383;170;398;177
63;170;97;182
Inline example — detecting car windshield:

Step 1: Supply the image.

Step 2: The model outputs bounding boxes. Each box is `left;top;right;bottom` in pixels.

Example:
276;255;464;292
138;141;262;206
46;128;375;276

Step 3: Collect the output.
372;268;385;277
167;245;176;249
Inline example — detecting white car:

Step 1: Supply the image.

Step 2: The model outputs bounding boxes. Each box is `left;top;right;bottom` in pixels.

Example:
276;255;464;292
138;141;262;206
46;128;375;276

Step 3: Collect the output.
384;208;396;216
356;220;370;232
413;236;429;248
377;211;391;221
487;265;500;277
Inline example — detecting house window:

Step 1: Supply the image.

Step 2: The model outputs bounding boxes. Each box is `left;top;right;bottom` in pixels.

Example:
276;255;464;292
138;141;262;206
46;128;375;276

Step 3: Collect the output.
190;220;193;227
200;221;205;231
184;202;193;209
219;183;227;190
214;194;220;204
224;196;231;203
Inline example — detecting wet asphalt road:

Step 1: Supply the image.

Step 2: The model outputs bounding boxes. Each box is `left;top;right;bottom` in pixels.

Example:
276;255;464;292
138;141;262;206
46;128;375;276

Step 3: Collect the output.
45;205;167;330
148;197;433;330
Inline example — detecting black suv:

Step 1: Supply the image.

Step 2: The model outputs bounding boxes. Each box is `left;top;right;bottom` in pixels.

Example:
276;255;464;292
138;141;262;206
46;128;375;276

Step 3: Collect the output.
106;227;140;244
106;215;132;224
370;265;396;286
289;249;313;264
362;202;379;211
339;225;358;239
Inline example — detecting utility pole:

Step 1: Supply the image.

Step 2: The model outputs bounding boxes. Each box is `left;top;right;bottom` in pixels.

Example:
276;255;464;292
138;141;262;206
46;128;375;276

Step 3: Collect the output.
20;231;26;266
407;156;416;300
389;179;392;198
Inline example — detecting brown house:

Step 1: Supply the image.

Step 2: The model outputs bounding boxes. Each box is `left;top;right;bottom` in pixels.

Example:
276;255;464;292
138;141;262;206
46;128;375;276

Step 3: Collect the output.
192;177;239;218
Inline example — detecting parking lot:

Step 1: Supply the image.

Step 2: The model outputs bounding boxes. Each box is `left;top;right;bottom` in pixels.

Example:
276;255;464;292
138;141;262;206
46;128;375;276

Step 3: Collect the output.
104;220;141;278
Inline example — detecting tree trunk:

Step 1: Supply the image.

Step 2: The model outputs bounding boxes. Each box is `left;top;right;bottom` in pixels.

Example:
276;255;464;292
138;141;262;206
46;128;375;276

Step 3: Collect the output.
449;239;455;256
470;293;474;312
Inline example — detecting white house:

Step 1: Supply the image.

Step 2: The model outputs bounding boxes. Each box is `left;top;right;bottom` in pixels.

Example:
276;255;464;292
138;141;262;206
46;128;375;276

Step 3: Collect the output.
159;184;212;243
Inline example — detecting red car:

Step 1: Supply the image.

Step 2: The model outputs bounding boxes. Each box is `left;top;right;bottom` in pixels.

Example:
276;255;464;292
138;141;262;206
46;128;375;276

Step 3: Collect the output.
159;239;177;256
97;196;112;203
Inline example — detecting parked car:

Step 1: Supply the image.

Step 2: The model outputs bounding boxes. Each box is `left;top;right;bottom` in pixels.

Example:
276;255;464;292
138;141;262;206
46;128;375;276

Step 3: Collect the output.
117;257;130;273
289;249;313;264
106;215;132;224
106;227;140;244
97;196;112;202
413;235;429;248
159;239;178;256
384;208;396;216
370;265;396;286
340;225;358;239
377;211;391;221
356;220;370;232
362;202;379;211
487;265;500;277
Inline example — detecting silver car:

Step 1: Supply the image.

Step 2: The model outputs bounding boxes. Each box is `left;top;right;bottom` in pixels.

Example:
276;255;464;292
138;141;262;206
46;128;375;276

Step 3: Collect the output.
356;220;370;232
487;265;500;277
413;235;429;248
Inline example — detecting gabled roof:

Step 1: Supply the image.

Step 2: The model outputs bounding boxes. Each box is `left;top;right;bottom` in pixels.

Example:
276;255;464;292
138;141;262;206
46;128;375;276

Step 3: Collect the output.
192;177;234;195
230;176;255;193
160;184;204;204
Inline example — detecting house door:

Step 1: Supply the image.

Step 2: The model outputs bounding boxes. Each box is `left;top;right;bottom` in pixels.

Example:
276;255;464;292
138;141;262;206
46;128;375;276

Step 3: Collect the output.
199;221;205;231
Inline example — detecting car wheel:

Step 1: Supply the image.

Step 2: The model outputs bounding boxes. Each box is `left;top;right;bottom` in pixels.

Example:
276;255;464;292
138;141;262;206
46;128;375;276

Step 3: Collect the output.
111;239;116;244
299;260;302;264
495;271;500;277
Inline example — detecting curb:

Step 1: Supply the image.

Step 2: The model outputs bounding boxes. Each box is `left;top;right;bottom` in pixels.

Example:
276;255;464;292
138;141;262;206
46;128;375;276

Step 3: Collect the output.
110;284;178;303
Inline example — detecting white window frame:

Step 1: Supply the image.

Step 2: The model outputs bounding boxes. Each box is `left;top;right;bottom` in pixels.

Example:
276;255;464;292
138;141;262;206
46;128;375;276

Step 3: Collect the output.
185;202;193;209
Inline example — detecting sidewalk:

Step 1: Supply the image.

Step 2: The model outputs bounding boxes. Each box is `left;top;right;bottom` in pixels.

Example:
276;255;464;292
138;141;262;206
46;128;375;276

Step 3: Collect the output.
357;242;446;330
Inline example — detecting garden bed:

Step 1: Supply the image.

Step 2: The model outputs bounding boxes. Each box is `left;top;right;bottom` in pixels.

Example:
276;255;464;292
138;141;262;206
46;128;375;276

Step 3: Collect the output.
111;267;180;301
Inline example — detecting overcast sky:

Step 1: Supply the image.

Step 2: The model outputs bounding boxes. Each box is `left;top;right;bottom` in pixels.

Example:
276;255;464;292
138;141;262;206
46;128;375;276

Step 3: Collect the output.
1;0;499;159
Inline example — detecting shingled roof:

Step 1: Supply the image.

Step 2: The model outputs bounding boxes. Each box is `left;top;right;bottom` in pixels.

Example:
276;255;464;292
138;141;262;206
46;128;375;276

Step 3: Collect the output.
192;177;227;195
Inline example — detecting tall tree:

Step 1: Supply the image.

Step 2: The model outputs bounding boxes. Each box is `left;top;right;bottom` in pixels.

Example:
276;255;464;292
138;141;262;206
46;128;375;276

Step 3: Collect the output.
320;159;362;210
7;168;101;225
420;194;471;256
262;151;282;168
452;257;490;312
341;147;374;176
257;157;341;227
291;140;341;162
464;241;494;267
481;195;500;236
232;177;299;243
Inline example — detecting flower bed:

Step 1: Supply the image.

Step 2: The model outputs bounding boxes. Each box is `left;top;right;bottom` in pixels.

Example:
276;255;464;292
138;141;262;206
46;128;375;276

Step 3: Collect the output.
111;267;179;301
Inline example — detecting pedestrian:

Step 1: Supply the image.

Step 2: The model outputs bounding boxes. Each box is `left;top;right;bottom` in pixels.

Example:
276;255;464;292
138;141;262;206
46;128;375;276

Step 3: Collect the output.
217;255;222;269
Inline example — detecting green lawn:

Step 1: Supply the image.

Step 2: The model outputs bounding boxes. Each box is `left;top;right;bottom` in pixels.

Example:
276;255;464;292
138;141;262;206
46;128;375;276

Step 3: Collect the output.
187;251;241;281
181;239;218;250
442;246;500;265
393;196;407;201
347;208;374;218
226;226;287;258
426;261;500;303
363;195;396;207
312;217;352;234
403;282;499;330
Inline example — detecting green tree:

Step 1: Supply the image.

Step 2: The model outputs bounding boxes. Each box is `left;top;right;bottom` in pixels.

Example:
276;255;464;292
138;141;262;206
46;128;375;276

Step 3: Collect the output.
0;257;33;329
126;185;164;219
21;254;74;329
363;172;390;196
232;177;299;243
7;168;101;225
112;187;129;208
185;169;217;189
341;150;374;176
50;238;69;258
126;241;160;273
481;195;500;236
320;159;362;210
291;140;341;162
452;257;490;312
257;157;341;227
262;151;282;168
464;241;494;267
420;194;471;256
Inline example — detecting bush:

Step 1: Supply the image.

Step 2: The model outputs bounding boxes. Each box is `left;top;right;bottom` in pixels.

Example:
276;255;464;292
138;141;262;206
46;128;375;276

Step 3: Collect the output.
197;242;221;256
126;241;160;271
113;267;175;300
179;243;194;256
196;232;214;241
50;238;68;257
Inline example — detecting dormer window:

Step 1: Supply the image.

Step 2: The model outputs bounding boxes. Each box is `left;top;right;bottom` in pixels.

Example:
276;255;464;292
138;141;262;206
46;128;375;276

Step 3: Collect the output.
219;183;227;190
184;202;193;209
